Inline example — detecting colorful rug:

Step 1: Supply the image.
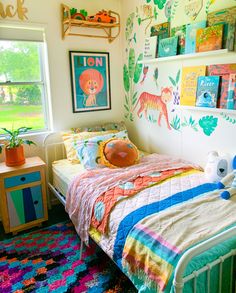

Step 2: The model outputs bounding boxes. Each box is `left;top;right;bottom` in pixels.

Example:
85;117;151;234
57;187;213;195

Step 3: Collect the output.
0;222;137;293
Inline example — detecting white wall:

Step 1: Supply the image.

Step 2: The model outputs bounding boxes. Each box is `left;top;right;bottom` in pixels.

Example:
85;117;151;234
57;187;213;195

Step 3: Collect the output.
0;0;123;161
121;0;236;166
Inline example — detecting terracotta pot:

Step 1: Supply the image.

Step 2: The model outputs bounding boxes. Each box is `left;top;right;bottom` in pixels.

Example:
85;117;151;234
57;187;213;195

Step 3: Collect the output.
5;145;25;167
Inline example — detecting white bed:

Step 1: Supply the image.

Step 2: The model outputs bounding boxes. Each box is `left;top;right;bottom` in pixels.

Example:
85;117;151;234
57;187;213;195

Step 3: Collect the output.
44;132;236;293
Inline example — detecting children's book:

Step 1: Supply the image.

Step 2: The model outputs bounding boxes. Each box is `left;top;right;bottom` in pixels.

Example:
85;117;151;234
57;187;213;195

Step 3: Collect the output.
226;73;236;109
150;22;170;55
180;65;206;106
207;7;236;51
150;22;170;39
170;25;186;54
158;36;178;57
185;21;206;54
143;36;158;59
208;64;236;108
207;6;236;25
196;24;223;52
196;76;220;108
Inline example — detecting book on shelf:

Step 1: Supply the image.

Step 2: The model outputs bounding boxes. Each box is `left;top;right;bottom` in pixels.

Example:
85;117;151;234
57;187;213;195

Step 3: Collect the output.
208;63;236;108
150;22;170;39
150;22;170;55
196;76;220;108
196;24;223;53
207;6;236;51
158;36;178;57
143;36;158;59
227;73;236;110
207;6;236;24
170;25;186;55
180;65;206;106
185;21;207;54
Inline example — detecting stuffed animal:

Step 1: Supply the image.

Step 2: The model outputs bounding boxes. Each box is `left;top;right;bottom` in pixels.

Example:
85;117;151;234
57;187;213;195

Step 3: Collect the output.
217;155;236;200
204;151;231;183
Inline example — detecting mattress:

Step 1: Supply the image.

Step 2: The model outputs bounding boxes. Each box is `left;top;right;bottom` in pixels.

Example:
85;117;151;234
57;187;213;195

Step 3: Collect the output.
52;150;148;196
52;159;86;196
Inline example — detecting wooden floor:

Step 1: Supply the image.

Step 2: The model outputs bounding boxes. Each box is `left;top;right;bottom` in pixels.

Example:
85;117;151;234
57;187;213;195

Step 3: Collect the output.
0;204;69;241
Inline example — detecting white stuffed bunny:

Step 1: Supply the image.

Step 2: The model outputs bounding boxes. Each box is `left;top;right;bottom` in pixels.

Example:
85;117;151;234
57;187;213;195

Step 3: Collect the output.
217;155;236;200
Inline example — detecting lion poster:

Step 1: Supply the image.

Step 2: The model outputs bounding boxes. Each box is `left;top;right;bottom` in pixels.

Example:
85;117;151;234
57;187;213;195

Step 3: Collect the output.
69;51;111;112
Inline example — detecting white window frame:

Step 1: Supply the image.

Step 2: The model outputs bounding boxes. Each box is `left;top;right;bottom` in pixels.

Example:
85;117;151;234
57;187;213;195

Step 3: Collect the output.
0;22;53;136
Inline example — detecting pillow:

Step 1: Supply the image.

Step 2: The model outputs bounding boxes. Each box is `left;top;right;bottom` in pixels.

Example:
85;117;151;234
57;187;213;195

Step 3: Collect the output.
99;138;139;168
71;121;126;133
62;129;118;163
74;130;129;169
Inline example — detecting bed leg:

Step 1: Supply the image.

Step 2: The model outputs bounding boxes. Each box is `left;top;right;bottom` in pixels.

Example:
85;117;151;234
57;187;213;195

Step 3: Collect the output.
80;241;84;260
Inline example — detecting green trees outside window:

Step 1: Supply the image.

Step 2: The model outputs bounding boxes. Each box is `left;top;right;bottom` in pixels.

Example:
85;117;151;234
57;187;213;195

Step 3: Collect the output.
0;41;48;133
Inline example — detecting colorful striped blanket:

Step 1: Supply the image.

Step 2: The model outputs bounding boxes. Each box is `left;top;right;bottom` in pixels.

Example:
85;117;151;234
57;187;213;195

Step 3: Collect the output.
88;169;236;292
121;187;236;292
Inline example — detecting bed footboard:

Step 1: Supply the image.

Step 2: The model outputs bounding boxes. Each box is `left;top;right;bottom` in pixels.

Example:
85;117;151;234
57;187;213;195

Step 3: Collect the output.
174;226;236;293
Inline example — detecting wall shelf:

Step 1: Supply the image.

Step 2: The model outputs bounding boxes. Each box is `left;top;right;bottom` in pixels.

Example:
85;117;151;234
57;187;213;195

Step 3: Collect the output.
61;4;120;43
138;49;236;64
175;105;236;115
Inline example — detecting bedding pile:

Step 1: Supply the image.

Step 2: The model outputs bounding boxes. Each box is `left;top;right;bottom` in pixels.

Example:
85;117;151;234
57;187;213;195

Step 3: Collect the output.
66;153;200;244
65;153;236;292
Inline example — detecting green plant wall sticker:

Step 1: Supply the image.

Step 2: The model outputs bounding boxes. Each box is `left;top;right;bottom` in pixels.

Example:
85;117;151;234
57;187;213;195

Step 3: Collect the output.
125;13;135;41
220;112;236;124
153;67;159;88
146;0;167;9
148;114;157;124
123;48;143;122
170;115;181;130
170;0;179;20
182;116;199;131
199;115;218;136
165;0;172;21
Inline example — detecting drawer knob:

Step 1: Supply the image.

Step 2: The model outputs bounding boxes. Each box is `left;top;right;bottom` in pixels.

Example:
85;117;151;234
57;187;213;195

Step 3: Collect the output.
34;200;39;205
20;177;26;182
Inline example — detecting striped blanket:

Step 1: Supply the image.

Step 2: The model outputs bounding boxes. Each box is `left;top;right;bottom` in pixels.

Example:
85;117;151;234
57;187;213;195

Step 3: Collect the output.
121;186;236;292
88;169;236;292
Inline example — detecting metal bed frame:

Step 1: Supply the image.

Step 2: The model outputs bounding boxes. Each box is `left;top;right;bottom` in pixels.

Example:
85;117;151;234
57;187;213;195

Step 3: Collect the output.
44;132;236;293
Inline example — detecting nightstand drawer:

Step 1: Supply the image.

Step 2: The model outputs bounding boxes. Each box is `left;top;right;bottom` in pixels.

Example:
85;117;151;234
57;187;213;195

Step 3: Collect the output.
4;171;41;189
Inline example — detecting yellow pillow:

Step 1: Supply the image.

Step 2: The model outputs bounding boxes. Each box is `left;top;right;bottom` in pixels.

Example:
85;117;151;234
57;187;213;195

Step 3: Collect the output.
62;130;118;163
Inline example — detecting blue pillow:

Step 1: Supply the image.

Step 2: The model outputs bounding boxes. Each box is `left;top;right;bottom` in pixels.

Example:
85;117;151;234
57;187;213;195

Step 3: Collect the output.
74;130;128;169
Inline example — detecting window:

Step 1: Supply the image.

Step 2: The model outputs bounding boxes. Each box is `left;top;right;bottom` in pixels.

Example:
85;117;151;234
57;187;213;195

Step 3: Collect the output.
0;30;51;134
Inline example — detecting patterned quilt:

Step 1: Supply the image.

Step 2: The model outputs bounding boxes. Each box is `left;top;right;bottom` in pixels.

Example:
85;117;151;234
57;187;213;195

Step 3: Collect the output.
66;154;236;292
91;167;192;234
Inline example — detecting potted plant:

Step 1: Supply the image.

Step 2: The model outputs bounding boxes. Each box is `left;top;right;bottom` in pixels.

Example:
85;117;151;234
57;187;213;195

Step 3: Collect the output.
0;127;36;167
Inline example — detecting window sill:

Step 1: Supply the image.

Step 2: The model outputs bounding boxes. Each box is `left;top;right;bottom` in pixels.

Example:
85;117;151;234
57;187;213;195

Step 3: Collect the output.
0;130;53;141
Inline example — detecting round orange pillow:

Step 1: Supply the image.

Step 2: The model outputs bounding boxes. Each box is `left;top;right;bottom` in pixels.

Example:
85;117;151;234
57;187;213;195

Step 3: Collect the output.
100;138;139;168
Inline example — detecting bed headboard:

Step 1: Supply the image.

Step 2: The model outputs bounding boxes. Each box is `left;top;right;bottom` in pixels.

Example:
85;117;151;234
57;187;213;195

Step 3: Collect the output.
43;132;66;185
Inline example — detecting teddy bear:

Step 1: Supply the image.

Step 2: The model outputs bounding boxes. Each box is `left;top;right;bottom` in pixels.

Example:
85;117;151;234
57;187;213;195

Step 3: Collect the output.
204;151;231;183
217;155;236;200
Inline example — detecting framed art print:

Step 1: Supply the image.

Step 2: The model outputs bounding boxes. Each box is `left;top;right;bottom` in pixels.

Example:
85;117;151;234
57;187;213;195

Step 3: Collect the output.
69;51;111;113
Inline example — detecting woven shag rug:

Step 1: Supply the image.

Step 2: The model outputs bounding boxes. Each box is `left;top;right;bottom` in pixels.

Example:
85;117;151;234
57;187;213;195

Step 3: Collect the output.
0;222;137;293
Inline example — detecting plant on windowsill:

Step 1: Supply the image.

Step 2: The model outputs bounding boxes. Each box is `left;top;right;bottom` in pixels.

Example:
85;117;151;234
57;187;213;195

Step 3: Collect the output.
0;127;36;167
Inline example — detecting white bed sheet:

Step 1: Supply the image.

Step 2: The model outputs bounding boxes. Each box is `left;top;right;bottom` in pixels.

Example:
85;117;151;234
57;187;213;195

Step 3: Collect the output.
52;159;86;196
